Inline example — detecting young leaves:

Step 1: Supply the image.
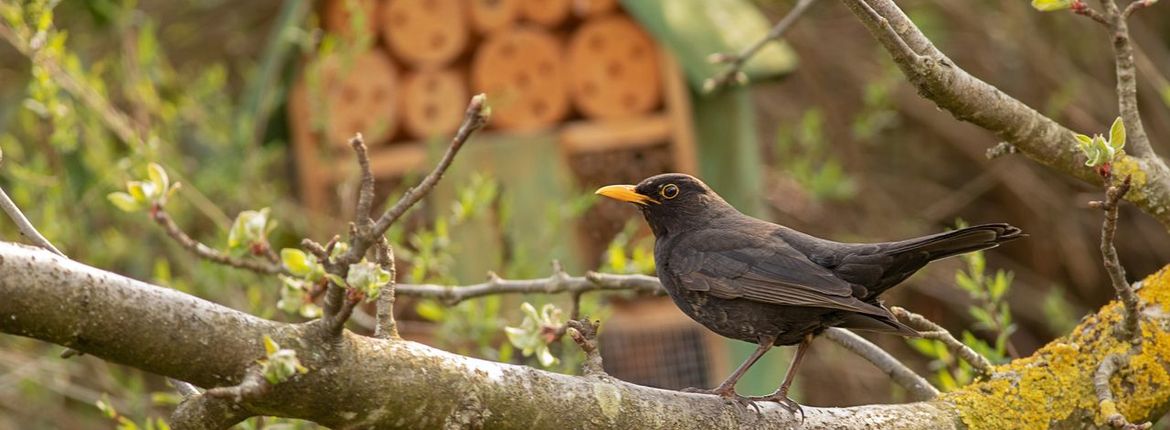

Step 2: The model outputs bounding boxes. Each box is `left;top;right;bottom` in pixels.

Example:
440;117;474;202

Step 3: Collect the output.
1075;117;1126;167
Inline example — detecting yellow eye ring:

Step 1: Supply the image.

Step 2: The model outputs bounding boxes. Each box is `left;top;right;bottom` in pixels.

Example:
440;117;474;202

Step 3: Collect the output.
661;184;679;199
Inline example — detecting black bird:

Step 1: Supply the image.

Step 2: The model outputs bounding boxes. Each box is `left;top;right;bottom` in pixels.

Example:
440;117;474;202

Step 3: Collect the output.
596;173;1022;413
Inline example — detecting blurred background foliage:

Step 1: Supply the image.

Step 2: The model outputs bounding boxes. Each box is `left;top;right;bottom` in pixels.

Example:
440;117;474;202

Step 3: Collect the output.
0;0;1169;428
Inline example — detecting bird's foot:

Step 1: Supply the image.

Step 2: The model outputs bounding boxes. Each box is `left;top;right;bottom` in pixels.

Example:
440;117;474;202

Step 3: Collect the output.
680;387;761;413
748;391;803;421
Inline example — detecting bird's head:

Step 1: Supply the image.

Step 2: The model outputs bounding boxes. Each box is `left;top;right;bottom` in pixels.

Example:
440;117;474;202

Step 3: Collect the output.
595;173;735;237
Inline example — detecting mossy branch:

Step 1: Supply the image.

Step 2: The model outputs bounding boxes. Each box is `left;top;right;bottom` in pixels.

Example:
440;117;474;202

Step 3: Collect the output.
3;242;1170;428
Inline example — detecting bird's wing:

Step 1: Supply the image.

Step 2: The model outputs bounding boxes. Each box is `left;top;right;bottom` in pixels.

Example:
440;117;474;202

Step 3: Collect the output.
668;229;890;318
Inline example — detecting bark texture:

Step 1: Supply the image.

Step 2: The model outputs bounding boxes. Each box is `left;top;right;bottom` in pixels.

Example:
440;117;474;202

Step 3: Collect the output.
2;242;1169;428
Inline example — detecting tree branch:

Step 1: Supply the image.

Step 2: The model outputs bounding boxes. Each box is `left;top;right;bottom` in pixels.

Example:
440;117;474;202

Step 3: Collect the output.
395;271;663;306
3;243;1169;428
822;328;939;401
1099;0;1154;159
1094;353;1151;429
151;208;287;275
374;237;398;339
839;0;1170;231
0;184;64;256
1091;175;1143;342
890;307;995;377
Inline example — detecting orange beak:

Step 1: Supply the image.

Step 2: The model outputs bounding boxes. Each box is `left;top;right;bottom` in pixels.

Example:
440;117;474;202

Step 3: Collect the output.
595;184;658;205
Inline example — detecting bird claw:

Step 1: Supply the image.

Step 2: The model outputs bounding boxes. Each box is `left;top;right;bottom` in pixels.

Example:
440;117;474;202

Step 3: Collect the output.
679;387;762;413
748;392;804;421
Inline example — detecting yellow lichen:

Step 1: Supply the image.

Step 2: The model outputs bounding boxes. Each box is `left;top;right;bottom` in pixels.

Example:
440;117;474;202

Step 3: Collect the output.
945;265;1170;430
1112;155;1149;201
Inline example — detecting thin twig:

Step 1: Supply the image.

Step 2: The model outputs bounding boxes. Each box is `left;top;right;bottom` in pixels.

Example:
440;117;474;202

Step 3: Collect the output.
314;95;489;333
1072;1;1111;26
351;134;376;225
843;0;925;66
395;272;663;306
151;208;287;275
891;306;995;377
703;0;820;92
1122;0;1153;19
823;328;939;401
1091;175;1142;342
1094;353;1151;429
367;95;489;244
0;185;64;256
374;237;398;339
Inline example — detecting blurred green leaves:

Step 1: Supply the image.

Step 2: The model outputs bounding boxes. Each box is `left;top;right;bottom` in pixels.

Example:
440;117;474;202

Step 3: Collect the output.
505;302;566;368
775;109;857;201
259;335;308;385
107;162;181;212
227;208;277;254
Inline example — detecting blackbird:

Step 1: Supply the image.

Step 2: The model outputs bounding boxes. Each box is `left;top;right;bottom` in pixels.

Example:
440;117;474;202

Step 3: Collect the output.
596;173;1022;413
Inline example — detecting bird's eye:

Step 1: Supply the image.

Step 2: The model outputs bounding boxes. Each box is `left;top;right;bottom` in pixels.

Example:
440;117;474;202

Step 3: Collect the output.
661;184;679;199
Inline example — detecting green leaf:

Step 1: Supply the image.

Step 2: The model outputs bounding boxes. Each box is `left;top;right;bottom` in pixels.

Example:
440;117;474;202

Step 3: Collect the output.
1109;116;1126;152
147;162;169;192
107;192;141;212
281;248;314;278
1031;0;1074;11
1075;133;1094;147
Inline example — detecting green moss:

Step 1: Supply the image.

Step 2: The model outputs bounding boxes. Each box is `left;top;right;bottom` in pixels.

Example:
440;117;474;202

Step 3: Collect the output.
945;266;1170;429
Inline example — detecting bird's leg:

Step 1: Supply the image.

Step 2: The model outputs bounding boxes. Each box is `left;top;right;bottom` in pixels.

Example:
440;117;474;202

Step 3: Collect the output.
750;334;812;419
682;336;775;409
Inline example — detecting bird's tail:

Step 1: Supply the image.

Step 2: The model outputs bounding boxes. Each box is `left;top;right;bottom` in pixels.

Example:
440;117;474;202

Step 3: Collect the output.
884;223;1025;262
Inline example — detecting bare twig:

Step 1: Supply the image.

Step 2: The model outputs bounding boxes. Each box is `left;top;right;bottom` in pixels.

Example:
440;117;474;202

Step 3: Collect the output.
891;306;995;377
566;319;606;377
703;0;820;92
0;185;64;256
351;134;376;225
1072;1;1111;26
1121;0;1153;19
151;208;287;275
842;0;925;66
374;238;398;339
1090;175;1142;342
312;95;489;333
1094;353;1151;429
367;95;489;243
395;272;663;306
823;328;939;401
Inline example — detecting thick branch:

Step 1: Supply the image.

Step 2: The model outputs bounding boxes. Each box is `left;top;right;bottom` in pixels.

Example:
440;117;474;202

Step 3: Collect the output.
839;0;1170;231
822;328;939;401
3;243;1170;428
